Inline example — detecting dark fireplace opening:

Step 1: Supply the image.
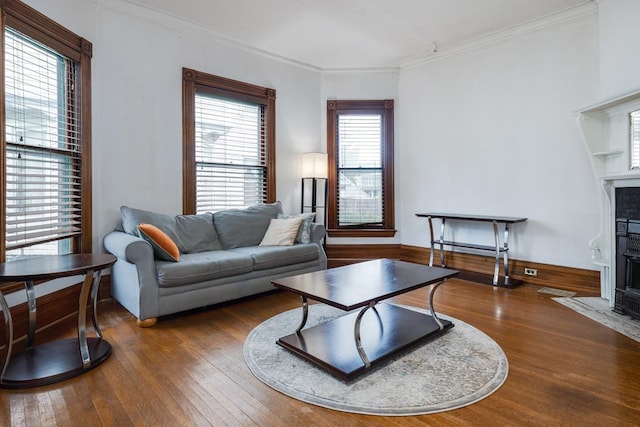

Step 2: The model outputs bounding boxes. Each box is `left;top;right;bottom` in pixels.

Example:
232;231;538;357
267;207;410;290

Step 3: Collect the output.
615;187;640;319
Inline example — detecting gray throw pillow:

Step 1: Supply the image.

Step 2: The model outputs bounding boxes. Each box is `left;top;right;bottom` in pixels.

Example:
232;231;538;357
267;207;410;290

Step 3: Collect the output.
213;202;283;249
278;212;316;244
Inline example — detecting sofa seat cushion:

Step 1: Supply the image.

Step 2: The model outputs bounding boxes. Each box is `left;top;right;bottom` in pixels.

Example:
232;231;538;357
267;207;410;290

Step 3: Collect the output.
229;244;319;271
156;251;254;288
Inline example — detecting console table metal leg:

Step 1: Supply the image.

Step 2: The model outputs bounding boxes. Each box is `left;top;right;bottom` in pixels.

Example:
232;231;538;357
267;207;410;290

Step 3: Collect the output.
427;216;435;267
0;291;13;380
25;280;37;349
439;218;446;267
295;295;309;333
428;280;446;330
90;271;103;339
78;269;95;368
492;221;500;285
503;223;511;286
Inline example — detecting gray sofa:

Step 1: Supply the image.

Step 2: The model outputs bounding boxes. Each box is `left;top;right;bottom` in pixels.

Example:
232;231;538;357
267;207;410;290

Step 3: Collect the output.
103;202;326;326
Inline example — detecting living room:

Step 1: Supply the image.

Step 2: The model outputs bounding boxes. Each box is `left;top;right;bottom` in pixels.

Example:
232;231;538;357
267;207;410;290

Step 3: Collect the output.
1;0;640;424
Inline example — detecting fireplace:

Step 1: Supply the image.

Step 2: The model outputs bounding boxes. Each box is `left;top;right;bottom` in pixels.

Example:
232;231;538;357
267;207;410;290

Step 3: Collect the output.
615;221;640;318
615;188;640;318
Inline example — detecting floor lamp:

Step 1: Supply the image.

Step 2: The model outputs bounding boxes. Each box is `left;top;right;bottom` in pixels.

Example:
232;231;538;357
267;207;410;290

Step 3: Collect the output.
301;152;328;233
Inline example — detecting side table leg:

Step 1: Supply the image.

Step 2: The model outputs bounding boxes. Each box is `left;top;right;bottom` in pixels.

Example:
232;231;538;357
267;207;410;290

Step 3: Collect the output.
295;295;309;334
428;280;446;330
25;280;37;349
78;269;95;368
0;290;13;380
90;270;104;339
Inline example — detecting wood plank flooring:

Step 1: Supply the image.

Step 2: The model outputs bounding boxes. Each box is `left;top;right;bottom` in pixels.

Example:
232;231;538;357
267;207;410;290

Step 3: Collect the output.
1;278;639;426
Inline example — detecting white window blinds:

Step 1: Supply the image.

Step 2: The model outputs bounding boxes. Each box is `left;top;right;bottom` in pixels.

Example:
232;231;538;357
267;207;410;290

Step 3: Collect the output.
337;114;383;226
4;28;81;254
194;93;267;213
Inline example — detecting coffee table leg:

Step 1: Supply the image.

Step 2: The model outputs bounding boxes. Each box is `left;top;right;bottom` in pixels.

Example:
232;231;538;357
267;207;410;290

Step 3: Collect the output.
295;295;309;333
354;301;379;368
428;280;446;330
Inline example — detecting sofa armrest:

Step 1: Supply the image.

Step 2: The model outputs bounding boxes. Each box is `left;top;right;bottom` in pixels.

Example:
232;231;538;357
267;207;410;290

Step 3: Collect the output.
103;230;160;322
104;230;153;263
309;222;326;244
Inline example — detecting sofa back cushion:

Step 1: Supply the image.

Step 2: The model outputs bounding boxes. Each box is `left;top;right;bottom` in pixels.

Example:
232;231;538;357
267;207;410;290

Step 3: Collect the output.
121;206;180;241
121;206;221;253
175;213;222;252
213;201;282;249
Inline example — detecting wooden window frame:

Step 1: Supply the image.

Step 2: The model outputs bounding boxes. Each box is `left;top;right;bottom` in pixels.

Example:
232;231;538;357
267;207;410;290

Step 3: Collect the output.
182;68;276;214
326;99;396;238
0;0;93;262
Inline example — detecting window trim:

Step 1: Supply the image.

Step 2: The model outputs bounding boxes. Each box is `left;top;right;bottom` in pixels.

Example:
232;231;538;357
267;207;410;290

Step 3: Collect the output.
326;99;396;238
182;68;276;214
1;0;93;261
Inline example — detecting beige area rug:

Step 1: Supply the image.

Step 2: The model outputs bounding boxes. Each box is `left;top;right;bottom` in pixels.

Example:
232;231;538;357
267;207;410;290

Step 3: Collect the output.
553;297;640;343
538;287;576;297
244;304;508;416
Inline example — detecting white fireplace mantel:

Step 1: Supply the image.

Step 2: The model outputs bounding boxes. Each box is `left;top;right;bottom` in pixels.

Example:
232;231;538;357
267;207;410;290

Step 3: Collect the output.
577;89;640;304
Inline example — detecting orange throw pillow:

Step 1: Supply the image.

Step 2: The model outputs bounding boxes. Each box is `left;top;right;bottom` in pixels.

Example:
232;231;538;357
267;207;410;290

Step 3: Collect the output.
138;223;180;262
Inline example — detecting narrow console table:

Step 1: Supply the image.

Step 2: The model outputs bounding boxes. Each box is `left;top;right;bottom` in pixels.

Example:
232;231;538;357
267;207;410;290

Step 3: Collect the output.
0;253;116;388
415;213;527;287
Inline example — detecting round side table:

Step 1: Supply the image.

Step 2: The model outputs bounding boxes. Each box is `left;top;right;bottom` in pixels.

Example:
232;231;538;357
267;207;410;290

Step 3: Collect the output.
0;253;116;388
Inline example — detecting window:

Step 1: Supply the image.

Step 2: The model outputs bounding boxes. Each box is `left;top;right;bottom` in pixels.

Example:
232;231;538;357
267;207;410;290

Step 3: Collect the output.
631;110;640;170
326;100;395;237
182;68;275;214
1;1;93;262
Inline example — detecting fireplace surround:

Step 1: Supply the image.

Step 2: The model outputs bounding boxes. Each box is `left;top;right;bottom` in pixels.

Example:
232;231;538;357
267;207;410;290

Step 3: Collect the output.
578;89;640;306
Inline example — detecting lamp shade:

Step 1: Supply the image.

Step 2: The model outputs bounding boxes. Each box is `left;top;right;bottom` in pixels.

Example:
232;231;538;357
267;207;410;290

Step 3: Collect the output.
302;152;328;178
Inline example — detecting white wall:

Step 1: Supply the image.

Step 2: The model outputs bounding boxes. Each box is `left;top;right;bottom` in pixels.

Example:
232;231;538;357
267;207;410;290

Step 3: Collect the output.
398;13;601;269
19;1;613;271
598;0;640;98
24;0;322;252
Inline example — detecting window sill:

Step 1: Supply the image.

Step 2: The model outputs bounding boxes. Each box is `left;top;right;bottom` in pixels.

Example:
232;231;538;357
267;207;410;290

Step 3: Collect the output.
327;228;397;238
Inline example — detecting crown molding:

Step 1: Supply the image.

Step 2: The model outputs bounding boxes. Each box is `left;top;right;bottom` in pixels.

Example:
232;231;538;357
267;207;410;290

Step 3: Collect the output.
400;1;598;70
97;0;323;72
98;0;596;74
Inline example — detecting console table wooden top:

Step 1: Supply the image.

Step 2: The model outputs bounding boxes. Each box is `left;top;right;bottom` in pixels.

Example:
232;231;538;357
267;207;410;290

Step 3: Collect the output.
416;213;528;224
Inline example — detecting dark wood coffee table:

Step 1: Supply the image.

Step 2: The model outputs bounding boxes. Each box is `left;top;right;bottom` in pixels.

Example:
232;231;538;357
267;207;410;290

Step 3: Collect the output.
272;258;459;380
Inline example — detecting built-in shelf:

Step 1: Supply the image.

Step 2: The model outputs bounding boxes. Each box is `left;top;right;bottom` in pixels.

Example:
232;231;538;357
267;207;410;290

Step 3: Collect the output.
578;88;640;114
592;150;624;157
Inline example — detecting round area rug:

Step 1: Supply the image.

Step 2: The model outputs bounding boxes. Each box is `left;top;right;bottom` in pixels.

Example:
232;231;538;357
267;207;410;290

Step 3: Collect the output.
244;304;508;416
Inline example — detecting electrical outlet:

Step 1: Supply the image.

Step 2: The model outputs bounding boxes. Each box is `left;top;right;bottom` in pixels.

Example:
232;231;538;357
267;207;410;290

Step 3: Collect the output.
524;268;538;277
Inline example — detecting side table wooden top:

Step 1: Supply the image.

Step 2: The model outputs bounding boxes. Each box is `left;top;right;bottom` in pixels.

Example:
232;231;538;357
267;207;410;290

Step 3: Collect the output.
0;253;116;283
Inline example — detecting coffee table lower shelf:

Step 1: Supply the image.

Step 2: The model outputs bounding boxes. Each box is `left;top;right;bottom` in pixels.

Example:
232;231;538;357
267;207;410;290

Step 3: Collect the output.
277;303;453;381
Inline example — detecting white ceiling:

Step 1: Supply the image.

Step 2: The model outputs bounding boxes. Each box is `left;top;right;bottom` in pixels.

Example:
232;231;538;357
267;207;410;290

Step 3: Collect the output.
124;0;594;70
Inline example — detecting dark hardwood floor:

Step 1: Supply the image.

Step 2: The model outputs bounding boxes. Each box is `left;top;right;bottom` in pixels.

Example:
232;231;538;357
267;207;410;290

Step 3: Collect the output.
1;278;639;426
